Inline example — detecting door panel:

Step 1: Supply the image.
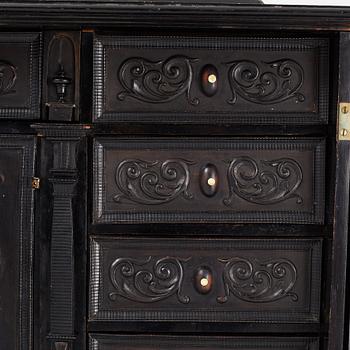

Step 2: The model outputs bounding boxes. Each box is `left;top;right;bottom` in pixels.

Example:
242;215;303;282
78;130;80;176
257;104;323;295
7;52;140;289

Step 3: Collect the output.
0;135;36;350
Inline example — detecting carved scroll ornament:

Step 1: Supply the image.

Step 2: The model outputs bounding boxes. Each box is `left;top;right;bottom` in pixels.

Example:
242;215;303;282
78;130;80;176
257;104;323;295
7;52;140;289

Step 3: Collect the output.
107;255;298;305
227;59;305;105
0;61;17;96
224;157;303;206
114;158;194;205
109;256;190;304
217;257;298;303
117;56;199;105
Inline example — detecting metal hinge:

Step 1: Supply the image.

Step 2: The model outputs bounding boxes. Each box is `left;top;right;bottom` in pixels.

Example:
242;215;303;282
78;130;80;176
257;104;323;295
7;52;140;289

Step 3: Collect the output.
32;177;40;190
338;102;350;141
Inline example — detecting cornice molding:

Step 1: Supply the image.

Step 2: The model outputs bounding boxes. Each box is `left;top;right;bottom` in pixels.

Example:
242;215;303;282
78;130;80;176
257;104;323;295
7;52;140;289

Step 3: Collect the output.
0;2;350;30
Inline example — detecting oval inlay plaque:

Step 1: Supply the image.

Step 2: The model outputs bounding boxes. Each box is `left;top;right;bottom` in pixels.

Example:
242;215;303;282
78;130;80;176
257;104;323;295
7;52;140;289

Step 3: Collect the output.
201;65;218;97
194;267;213;294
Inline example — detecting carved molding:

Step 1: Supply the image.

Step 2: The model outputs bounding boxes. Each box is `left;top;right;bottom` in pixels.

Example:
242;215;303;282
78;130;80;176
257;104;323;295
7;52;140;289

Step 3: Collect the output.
113;156;304;207
114;158;194;205
89;334;320;350
109;256;190;304
217;257;298;304
107;254;298;305
224;157;303;206
0;61;17;96
227;59;305;105
44;32;80;121
116;56;306;108
117;56;199;105
34;126;88;349
47;35;74;104
54;342;69;350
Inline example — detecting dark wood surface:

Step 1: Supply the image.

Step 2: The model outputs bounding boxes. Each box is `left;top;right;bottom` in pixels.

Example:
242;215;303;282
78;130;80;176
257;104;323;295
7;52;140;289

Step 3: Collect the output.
89;237;322;323
93;34;329;124
89;335;319;350
0;2;349;350
327;32;350;350
0;136;35;350
0;33;41;119
93;137;325;224
0;2;349;31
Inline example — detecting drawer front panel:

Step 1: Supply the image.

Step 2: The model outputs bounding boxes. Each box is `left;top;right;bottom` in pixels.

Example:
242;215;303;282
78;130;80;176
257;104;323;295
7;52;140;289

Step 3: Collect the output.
93;35;328;124
89;237;322;323
93;137;325;224
0;33;42;119
89;335;319;350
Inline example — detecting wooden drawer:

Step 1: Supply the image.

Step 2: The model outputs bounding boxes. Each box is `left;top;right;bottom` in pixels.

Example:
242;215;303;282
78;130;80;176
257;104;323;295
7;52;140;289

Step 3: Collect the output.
89;237;322;323
89;335;320;350
0;33;42;119
93;137;325;224
93;34;329;124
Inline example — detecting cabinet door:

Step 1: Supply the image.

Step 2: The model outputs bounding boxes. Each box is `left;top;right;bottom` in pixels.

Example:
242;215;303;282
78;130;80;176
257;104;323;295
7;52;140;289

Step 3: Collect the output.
0;136;36;350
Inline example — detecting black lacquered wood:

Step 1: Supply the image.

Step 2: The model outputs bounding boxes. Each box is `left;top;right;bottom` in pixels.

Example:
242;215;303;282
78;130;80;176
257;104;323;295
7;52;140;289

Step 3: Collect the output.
0;2;350;32
89;236;322;324
0;3;349;350
89;334;319;350
93;34;329;125
0;135;35;350
93;137;325;224
0;33;42;119
328;32;350;350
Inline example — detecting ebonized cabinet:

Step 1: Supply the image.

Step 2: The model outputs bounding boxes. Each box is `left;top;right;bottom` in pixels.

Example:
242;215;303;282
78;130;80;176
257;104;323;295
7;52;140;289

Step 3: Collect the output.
0;2;350;350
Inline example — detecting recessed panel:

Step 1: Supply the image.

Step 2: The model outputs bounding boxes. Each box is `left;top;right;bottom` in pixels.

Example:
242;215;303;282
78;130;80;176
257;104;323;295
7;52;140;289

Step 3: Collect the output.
93;34;328;124
0;33;41;119
89;237;322;323
0;136;35;350
93;137;325;224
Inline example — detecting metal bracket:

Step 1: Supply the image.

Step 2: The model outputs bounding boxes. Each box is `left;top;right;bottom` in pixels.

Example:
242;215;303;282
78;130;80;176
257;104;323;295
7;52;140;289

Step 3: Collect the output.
32;177;41;189
338;102;350;141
